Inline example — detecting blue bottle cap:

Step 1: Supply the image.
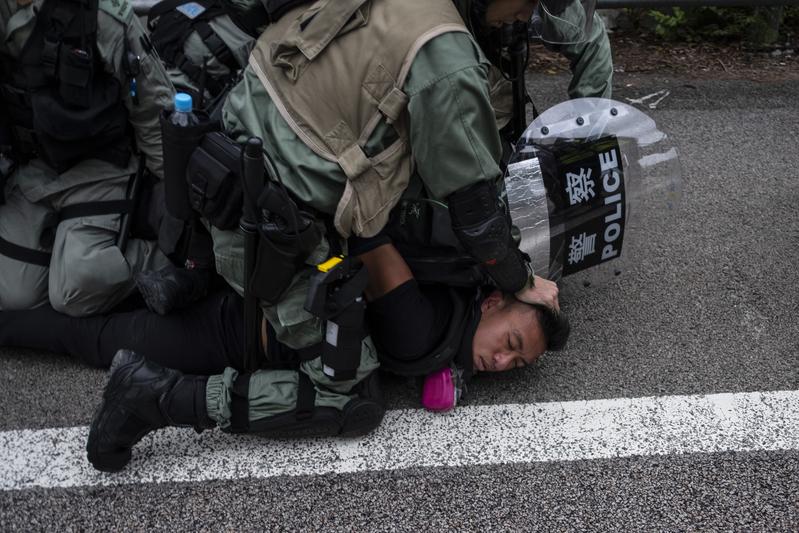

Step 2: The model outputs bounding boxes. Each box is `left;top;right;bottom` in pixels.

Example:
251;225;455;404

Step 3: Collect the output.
174;92;193;113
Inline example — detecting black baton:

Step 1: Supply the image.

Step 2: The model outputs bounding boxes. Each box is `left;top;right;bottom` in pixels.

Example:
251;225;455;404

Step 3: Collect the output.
241;137;264;372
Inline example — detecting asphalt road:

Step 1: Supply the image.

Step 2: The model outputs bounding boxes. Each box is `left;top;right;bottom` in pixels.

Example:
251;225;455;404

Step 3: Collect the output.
1;71;797;531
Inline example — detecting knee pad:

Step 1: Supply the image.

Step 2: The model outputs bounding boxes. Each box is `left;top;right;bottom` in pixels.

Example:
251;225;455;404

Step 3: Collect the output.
49;221;133;316
226;371;385;438
242;398;385;439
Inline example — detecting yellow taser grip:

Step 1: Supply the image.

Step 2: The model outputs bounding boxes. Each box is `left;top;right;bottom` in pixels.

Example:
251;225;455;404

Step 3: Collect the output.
317;256;344;272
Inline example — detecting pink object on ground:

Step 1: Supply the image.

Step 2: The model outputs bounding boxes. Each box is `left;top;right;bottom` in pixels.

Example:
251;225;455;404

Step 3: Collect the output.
421;367;459;412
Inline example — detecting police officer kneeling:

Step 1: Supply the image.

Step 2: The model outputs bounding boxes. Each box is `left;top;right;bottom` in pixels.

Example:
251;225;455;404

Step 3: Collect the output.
0;0;175;316
86;0;604;471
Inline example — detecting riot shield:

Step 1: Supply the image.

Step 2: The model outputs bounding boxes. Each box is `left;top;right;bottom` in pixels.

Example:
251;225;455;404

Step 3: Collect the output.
504;98;682;283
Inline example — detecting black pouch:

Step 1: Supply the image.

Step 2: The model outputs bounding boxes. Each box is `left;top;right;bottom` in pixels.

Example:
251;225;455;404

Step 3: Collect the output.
251;231;303;305
251;185;321;304
31;76;130;172
252;221;321;305
160;109;218;220
186;132;243;230
58;47;93;109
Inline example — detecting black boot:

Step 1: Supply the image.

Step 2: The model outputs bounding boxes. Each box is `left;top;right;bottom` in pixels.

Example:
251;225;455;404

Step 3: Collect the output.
339;370;385;437
86;349;214;472
134;264;211;315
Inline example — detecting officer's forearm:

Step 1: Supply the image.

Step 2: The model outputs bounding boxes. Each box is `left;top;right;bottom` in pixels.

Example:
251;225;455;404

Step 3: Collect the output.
483;249;531;293
448;180;531;293
563;13;613;99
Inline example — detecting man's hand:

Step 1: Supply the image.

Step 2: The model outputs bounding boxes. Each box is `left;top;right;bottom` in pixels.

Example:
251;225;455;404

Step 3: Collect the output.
515;275;560;311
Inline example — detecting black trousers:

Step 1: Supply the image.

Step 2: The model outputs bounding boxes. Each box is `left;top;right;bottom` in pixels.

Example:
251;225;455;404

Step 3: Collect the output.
0;290;245;375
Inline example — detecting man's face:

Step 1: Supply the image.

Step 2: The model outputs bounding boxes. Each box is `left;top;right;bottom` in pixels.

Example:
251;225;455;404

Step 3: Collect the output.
484;0;538;28
472;291;547;373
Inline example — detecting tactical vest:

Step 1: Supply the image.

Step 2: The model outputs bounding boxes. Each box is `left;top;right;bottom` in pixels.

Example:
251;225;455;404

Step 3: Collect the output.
147;0;261;107
0;0;143;267
0;0;131;174
248;0;470;238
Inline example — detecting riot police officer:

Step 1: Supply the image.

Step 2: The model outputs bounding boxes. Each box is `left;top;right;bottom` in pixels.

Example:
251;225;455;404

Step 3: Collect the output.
0;0;175;316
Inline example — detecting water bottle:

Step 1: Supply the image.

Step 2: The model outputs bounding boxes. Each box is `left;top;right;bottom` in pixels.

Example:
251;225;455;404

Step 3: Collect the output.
170;92;200;128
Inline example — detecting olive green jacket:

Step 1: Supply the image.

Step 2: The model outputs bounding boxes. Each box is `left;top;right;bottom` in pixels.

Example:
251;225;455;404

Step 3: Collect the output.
216;0;612;291
541;5;614;98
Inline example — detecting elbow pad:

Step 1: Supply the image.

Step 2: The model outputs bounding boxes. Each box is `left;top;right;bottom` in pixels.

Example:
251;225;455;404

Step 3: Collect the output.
482;248;531;293
448;181;531;293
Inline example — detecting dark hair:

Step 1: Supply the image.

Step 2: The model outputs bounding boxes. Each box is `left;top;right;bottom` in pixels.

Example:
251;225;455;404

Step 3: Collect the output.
530;303;571;352
500;291;571;352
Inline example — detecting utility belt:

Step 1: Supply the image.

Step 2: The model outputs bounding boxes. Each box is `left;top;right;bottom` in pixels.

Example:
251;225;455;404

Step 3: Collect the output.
160;110;238;227
160;107;325;294
161;121;368;379
249;203;366;381
245;161;366;380
238;138;367;379
244;188;366;381
160;107;325;235
157;108;242;263
159;108;320;265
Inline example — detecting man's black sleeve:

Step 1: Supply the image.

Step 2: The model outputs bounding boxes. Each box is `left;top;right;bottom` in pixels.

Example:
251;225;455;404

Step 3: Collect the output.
366;280;452;361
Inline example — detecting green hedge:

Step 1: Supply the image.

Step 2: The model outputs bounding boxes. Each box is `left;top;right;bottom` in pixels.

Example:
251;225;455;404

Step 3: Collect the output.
627;6;799;45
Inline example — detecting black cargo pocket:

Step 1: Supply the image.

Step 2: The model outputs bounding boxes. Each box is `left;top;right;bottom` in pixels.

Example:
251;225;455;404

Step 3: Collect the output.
186;144;242;230
31;77;129;172
186;132;243;229
252;220;321;305
58;47;93;109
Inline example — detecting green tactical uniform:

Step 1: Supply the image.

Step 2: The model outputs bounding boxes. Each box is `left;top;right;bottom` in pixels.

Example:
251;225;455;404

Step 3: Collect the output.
201;0;612;429
0;0;174;316
487;6;612;132
543;4;613;99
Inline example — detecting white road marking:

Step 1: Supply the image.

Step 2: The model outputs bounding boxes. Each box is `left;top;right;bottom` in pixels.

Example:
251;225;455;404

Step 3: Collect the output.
1;390;798;491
